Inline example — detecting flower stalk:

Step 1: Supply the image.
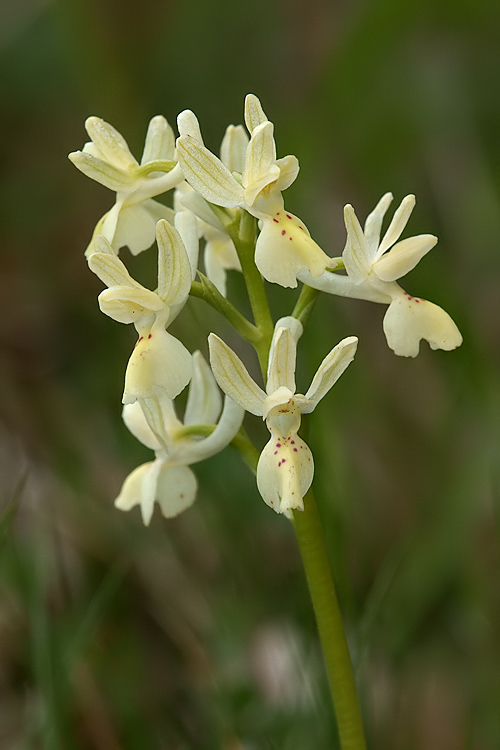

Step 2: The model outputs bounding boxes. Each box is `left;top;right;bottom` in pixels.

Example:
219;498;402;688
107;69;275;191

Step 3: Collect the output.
229;235;365;742
293;490;367;750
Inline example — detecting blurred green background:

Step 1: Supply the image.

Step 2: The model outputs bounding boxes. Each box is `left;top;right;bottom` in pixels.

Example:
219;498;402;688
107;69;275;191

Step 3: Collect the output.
1;0;500;748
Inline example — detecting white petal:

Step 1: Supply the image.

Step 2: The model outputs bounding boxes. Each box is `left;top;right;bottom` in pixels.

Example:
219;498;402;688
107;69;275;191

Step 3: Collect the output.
68;151;135;191
383;291;463;357
255;212;329;288
179;189;224;231
374;234;437;282
155;219;192;307
123;326;193;403
376;194;415;258
184;351;222;426
93;234;115;255
220;124;249;173
155;465;198;518
243;121;279;206
88;249;139;288
141;199;175;226
343;204;372;282
275;155;300;192
204;241;228;297
85;116;138;171
204;235;240;296
114;459;162;526
182;396;244;464
140;395;180;449
130;163;184;203
274;316;303;341
257;434;313;514
177;110;204;142
174;210;199;281
267;327;297;395
364;192;393;256
302;336;358;410
176;136;243;207
296;268;392;304
98;201;124;250
122;402;162;450
111;202;167;256
208;334;266;416
141;116;175;164
244;94;268;133
98;286;163;324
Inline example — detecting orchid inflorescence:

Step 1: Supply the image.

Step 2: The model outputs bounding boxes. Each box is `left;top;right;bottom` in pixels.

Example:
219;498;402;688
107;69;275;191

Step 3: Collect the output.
70;94;462;524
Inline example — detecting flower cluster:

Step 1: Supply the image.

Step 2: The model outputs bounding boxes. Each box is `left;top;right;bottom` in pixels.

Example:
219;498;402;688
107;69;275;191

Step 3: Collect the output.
71;94;462;524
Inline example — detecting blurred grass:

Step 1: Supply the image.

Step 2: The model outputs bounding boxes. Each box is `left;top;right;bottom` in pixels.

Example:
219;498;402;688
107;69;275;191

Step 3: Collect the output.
1;0;500;747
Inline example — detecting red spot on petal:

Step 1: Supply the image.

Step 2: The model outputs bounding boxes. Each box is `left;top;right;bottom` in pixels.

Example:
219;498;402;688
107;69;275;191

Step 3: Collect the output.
289;236;292;240
276;443;281;447
276;212;280;215
293;448;298;452
138;337;143;342
291;441;295;444
148;333;152;339
273;218;279;223
274;451;278;455
282;459;286;463
281;230;286;236
286;214;292;219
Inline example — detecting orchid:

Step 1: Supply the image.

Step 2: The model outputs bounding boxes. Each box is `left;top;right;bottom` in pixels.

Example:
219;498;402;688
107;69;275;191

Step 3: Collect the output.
88;219;193;403
69;115;184;256
209;318;358;515
115;352;245;525
176;95;330;288
70;92;466;744
298;193;463;357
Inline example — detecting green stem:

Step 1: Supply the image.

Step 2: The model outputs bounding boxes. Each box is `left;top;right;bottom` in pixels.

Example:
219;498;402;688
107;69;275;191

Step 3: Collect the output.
227;212;274;374
175;424;260;476
292;284;321;327
293;489;366;750
190;278;262;345
230;429;260;473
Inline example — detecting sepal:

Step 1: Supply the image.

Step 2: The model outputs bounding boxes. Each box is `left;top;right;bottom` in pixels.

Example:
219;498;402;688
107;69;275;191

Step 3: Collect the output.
156;219;192;307
84;116;138;171
141;115;175;164
374;235;437;282
68;151;135;191
301;336;358;410
244;94;268;133
177;136;244;207
184;351;222;426
208;334;266;415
